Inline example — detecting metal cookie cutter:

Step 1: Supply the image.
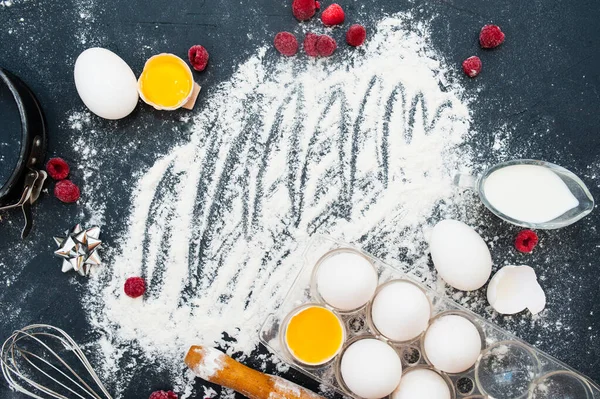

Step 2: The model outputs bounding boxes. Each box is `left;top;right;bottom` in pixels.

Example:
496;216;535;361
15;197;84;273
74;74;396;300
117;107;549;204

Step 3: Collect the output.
0;68;47;238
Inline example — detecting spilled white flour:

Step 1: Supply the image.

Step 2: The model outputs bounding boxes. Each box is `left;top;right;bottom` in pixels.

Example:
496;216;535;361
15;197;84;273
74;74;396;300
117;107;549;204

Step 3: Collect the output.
84;13;475;397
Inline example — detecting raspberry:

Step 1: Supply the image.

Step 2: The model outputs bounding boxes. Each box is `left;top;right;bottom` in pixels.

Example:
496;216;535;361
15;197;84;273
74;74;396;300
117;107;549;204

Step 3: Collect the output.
515;230;539;253
462;56;482;78
148;391;177;399
54;180;80;203
303;33;319;57
315;1;320;10
316;34;337;57
274;32;298;56
46;157;70;180
479;24;505;49
188;45;209;72
124;277;146;298
292;0;318;21
346;24;366;47
321;3;344;26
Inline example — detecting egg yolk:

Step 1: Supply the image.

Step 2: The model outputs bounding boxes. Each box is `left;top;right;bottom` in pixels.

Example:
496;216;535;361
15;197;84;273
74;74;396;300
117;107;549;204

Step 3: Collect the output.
139;55;192;108
285;306;344;365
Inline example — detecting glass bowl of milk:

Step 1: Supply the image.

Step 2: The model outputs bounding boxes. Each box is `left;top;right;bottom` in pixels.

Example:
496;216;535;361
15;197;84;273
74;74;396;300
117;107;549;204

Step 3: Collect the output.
475;160;594;229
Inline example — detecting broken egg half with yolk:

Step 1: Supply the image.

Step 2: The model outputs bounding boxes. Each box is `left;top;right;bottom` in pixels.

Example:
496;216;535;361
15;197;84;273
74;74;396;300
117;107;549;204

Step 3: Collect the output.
284;305;345;366
138;53;194;110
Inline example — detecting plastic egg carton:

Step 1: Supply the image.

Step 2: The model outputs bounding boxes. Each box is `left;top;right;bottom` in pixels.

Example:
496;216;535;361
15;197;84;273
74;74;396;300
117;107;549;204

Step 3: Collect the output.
259;235;600;399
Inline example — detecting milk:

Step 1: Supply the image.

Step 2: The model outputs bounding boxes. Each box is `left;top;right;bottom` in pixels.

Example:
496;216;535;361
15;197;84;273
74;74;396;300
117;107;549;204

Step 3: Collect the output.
483;165;579;224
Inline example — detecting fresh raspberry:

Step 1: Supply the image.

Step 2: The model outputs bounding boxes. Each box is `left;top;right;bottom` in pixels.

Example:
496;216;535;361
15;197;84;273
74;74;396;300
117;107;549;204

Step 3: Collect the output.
292;0;318;21
315;1;320;10
346;24;366;47
316;34;337;56
303;33;319;57
148;391;177;399
46;157;70;180
54;180;80;203
321;3;344;26
124;277;146;298
188;45;209;72
515;230;539;253
274;32;298;56
479;24;505;49
462;56;482;78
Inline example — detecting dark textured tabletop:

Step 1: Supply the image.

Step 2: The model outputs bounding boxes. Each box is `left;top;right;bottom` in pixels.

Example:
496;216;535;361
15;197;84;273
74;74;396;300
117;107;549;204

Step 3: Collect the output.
1;0;599;398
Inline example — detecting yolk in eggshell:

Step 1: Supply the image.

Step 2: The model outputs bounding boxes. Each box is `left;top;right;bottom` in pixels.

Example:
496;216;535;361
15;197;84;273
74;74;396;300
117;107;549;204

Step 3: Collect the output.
139;54;193;108
285;306;344;365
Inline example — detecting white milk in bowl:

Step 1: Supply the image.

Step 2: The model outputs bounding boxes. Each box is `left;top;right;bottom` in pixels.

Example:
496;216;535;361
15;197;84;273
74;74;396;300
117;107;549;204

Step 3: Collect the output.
482;164;579;224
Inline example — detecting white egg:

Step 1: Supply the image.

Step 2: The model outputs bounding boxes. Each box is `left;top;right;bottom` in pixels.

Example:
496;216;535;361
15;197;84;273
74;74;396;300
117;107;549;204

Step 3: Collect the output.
429;219;492;291
74;48;138;120
487;265;546;315
423;314;482;373
340;339;402;399
371;280;431;342
392;368;451;399
316;250;378;311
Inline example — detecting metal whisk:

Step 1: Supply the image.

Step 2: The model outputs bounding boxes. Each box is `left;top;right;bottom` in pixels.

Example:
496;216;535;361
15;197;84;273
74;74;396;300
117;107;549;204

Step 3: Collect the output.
1;324;112;399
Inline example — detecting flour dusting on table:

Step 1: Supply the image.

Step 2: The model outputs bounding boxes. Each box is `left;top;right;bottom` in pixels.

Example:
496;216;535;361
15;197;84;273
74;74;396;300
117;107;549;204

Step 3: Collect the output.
84;13;476;397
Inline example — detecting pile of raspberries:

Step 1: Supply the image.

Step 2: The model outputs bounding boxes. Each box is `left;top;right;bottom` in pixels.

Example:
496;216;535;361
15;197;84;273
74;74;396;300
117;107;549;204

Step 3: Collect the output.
273;0;367;58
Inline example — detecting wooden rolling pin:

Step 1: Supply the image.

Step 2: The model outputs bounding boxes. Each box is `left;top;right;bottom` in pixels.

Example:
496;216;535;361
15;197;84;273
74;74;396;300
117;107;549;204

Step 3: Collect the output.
185;345;324;399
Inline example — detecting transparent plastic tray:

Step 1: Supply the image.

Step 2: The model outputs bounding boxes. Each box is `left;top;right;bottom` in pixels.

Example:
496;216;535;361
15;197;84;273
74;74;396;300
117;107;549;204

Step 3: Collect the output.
260;235;600;399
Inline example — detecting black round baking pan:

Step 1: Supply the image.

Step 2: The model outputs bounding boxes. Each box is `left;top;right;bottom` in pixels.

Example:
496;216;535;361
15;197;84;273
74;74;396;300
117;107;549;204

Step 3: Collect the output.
0;67;47;238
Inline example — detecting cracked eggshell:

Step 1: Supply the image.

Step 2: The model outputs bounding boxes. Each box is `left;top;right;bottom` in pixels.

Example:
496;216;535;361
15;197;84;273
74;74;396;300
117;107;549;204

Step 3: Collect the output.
487;265;546;315
429;220;492;291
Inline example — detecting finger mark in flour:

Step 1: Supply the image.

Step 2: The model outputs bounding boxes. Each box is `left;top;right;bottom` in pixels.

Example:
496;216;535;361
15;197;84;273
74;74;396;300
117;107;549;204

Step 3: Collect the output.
382;83;408;187
350;76;385;206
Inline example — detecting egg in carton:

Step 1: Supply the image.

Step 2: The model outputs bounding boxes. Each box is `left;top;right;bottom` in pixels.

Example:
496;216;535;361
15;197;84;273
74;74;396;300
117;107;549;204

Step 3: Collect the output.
260;235;600;399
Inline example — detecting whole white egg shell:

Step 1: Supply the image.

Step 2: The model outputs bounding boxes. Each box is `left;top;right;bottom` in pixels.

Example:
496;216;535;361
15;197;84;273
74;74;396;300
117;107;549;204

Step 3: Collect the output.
392;368;451;399
371;281;431;342
423;314;482;374
316;251;378;311
74;48;139;120
340;339;402;399
429;219;492;291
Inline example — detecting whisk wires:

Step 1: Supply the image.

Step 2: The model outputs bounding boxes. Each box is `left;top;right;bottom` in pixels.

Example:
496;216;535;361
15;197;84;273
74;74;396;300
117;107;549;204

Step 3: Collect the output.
1;324;112;399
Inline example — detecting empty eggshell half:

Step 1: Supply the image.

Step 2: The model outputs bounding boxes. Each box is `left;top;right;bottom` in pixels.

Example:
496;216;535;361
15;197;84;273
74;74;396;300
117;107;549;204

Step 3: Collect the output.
487;265;546;315
429;219;492;291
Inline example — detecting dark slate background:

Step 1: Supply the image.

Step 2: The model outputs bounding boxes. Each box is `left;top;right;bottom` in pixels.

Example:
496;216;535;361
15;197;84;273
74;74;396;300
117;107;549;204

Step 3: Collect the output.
1;0;599;398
